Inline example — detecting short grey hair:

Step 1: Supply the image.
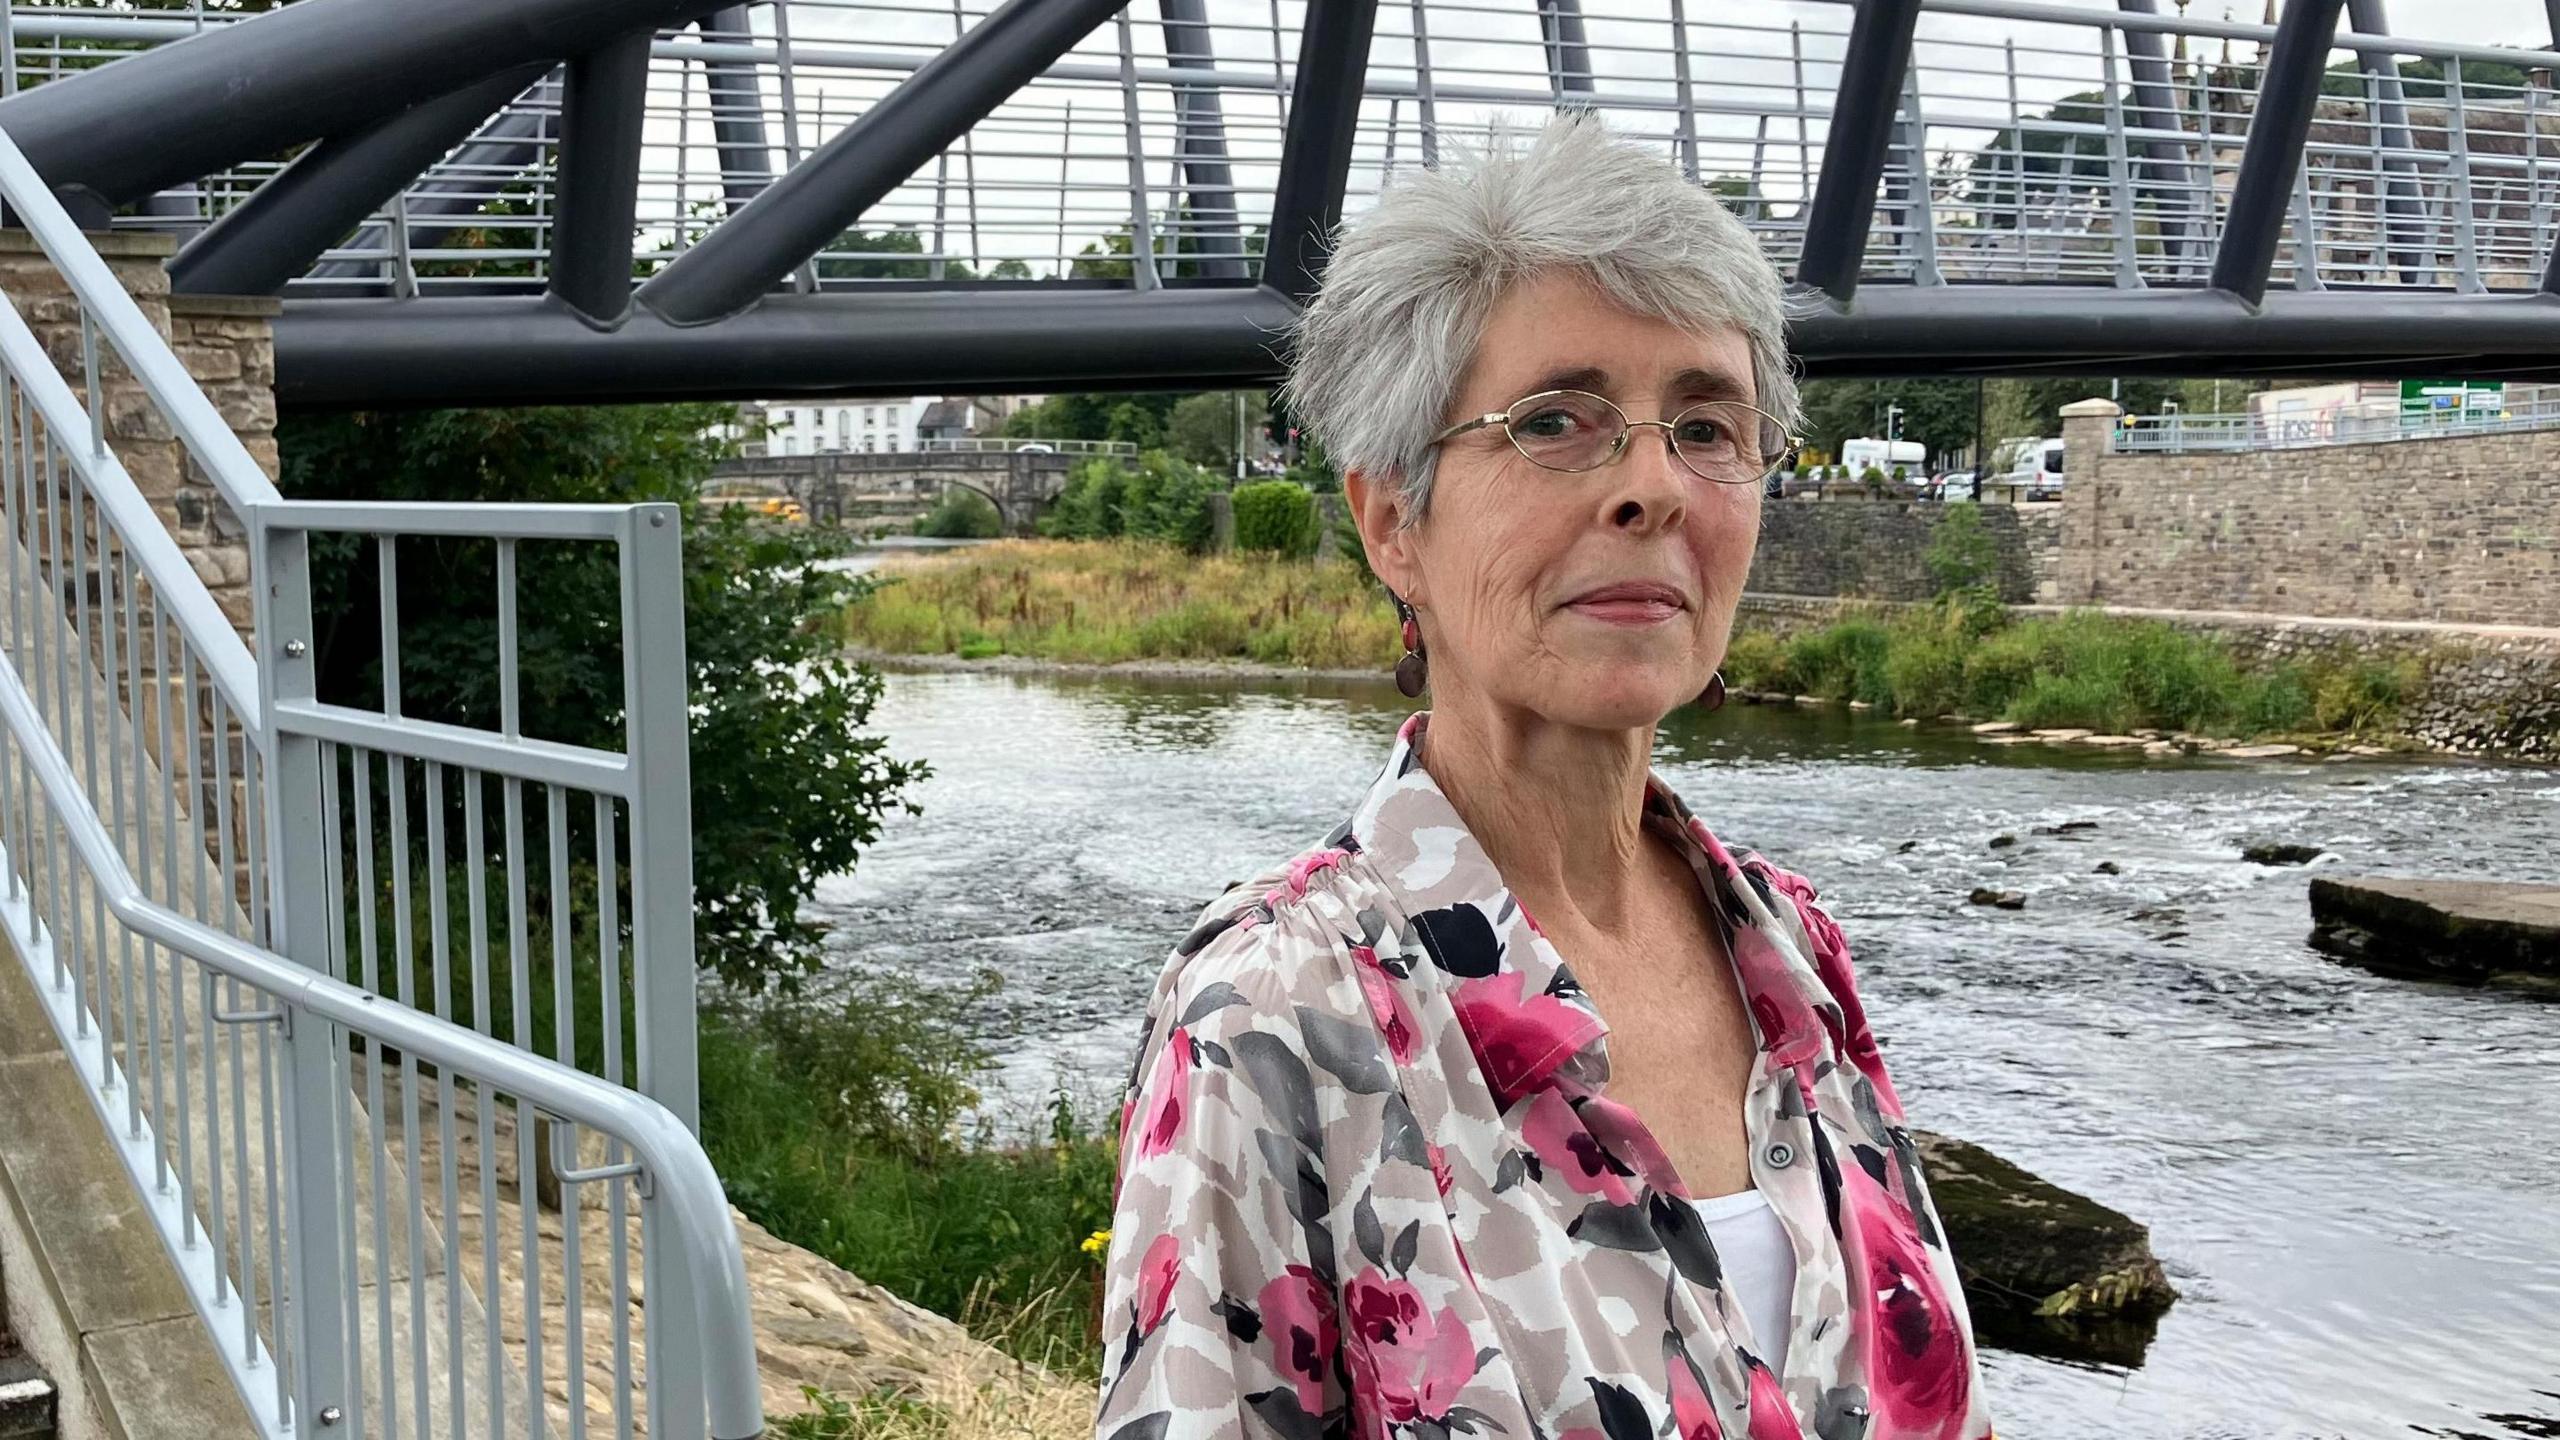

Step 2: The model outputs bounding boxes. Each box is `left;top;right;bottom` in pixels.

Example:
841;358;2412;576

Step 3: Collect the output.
1282;110;1799;524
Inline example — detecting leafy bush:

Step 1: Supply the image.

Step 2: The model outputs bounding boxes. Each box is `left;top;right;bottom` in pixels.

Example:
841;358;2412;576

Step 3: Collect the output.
277;405;928;993
1924;504;2003;598
916;488;1002;539
700;976;1119;1374
1785;618;1894;702
1720;630;1795;692
2310;657;2421;733
1040;457;1132;540
1117;451;1221;553
1232;480;1320;557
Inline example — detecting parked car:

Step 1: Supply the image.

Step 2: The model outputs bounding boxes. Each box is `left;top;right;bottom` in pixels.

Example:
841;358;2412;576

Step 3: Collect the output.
1935;469;1979;501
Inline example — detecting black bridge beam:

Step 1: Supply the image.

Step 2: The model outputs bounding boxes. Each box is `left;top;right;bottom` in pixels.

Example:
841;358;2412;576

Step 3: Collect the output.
168;66;548;297
1262;0;1382;303
549;30;656;322
637;0;1126;325
277;287;1308;408
0;0;722;211
696;6;778;213
273;284;2560;408
1793;0;1925;304
2210;0;2347;306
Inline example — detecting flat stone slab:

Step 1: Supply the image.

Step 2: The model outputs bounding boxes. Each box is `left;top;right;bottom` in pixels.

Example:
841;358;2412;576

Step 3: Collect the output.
2309;876;2560;991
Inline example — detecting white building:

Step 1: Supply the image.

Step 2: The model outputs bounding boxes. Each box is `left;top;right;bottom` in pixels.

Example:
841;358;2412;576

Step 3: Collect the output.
760;398;929;456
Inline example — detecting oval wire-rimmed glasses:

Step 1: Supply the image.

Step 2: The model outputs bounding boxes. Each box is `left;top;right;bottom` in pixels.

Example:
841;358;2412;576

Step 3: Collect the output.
1429;388;1804;486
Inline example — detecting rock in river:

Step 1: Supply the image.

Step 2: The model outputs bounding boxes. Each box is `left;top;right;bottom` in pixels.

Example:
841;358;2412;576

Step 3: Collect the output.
1968;887;2027;909
2309;875;2560;993
1914;1131;2178;1367
2242;840;2327;866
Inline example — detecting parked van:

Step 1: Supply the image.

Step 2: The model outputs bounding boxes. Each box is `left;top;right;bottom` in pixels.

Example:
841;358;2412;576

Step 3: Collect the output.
2006;437;2064;499
1838;436;1927;477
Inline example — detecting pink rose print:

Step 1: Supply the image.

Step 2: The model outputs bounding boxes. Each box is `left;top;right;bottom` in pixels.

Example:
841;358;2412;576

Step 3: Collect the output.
1521;1091;1635;1205
1258;1265;1340;1415
1134;1026;1194;1160
1753;864;1904;1116
1840;1160;1970;1440
1744;1362;1799;1440
1343;1270;1481;1440
1450;970;1605;1110
1353;945;1423;1065
1136;1233;1182;1334
1427;1142;1455;1199
1667;1353;1724;1440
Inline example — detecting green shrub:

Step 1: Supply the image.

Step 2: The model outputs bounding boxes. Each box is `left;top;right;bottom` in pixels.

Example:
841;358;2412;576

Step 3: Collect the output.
1041;457;1132;539
1721;630;1793;692
2239;666;2315;734
1924;504;2002;598
2310;657;2421;733
2007;671;2139;733
1785;618;1893;702
1118;451;1221;552
916;488;1003;539
1880;626;1968;718
1232;480;1320;556
955;635;1002;660
700;977;1118;1374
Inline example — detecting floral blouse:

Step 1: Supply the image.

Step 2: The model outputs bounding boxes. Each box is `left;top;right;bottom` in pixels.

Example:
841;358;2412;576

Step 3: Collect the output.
1098;713;1990;1440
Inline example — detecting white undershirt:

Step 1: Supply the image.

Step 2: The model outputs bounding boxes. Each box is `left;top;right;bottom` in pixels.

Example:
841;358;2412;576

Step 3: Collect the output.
1686;1188;1797;1379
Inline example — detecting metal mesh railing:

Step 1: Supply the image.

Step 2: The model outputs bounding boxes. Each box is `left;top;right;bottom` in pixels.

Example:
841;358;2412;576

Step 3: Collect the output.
2113;388;2560;452
31;0;2560;298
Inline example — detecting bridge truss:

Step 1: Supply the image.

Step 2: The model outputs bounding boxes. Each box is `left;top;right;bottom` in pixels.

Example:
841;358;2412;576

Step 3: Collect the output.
8;0;2560;405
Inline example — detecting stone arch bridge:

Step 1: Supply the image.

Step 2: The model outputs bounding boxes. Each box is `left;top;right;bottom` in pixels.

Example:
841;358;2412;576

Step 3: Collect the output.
710;449;1075;535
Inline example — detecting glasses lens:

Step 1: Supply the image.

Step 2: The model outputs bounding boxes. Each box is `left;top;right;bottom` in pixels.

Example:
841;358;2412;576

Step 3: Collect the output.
1505;391;1622;471
1671;401;1785;484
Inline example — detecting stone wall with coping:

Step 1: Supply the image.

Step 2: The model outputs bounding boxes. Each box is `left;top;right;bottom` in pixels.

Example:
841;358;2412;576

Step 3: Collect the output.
0;231;258;636
2058;398;2560;629
1748;497;2063;603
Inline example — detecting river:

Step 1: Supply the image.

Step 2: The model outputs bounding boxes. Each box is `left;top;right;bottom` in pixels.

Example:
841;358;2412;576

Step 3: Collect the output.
808;664;2560;1440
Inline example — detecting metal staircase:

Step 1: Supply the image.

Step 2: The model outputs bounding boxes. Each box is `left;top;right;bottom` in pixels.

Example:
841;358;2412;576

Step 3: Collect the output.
0;120;762;1440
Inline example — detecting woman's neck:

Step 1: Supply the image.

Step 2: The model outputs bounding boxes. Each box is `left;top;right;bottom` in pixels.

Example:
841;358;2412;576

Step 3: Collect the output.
1414;692;1659;934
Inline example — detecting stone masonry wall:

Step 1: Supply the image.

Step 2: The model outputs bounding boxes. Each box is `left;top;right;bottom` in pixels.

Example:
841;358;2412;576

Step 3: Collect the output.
0;231;256;634
2057;401;2560;628
1748;498;2063;604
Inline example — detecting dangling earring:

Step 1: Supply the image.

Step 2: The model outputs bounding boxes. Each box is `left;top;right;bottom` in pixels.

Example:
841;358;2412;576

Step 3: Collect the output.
1697;670;1727;711
1391;592;1428;698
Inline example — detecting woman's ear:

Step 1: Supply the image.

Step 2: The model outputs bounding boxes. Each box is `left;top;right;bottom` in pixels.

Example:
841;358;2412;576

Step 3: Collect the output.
1344;467;1423;604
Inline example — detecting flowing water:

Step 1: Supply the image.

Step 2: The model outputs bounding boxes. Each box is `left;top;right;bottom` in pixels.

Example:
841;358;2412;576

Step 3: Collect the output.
810;665;2560;1440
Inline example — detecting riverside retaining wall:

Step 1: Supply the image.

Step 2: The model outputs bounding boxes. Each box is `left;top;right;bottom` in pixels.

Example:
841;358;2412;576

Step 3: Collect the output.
2057;400;2560;628
1748;498;2062;604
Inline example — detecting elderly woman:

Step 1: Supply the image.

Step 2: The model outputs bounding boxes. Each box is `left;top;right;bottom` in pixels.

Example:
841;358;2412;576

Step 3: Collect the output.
1098;115;1989;1440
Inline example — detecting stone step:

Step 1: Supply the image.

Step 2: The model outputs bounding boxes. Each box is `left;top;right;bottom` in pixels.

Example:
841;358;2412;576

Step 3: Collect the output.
2309;875;2560;993
0;1346;58;1440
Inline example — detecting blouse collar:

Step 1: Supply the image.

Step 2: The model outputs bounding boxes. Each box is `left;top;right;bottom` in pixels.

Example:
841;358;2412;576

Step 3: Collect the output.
1347;712;1838;1111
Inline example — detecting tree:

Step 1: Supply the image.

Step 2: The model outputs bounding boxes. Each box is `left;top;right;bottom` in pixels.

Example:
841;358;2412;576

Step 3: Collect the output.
1166;390;1267;470
814;225;979;281
275;405;928;993
1798;379;1978;465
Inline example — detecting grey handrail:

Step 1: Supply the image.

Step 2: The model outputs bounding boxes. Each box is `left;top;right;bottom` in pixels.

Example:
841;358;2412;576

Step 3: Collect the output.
0;642;766;1440
0;272;263;729
0;123;282;513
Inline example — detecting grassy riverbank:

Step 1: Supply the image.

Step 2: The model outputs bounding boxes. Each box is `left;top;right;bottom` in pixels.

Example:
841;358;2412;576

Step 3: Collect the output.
699;978;1117;1385
840;540;2427;742
1725;601;2423;738
842;538;1399;668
